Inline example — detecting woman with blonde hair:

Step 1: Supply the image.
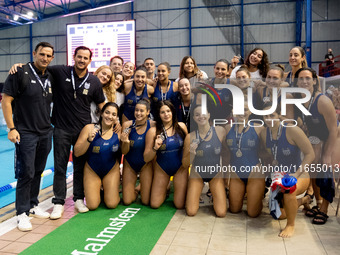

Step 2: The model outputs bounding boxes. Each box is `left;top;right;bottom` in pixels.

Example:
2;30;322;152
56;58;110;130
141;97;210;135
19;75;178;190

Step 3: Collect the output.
91;65;116;123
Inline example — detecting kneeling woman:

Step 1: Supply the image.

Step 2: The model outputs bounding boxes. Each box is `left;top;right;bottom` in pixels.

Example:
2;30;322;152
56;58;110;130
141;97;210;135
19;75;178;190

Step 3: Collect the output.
74;102;121;210
226;104;265;217
121;99;155;205
144;101;188;209
183;105;227;217
261;103;314;237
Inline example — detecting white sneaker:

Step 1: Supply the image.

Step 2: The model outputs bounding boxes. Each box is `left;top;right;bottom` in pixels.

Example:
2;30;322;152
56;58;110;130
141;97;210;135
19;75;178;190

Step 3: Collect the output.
17;213;32;231
74;199;89;213
50;204;64;220
29;206;50;219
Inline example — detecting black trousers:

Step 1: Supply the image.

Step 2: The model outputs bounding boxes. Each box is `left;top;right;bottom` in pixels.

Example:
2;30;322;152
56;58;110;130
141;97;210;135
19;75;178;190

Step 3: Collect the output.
52;127;87;205
15;130;52;215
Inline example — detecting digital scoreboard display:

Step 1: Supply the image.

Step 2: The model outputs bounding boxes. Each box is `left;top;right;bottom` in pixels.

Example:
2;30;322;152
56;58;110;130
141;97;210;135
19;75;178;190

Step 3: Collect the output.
67;20;135;72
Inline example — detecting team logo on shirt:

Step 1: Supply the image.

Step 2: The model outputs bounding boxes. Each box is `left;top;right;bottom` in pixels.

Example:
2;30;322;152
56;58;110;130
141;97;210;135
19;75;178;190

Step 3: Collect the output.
196;150;203;157
247;139;256;147
214;146;221;154
112;145;119;152
160;144;166;150
227;139;233;146
130;140;135;147
153;97;159;102
83;89;88;95
66;78;71;82
128;99;133;104
311;117;320;124
84;82;90;89
93;146;100;153
31;80;36;83
282;148;291;156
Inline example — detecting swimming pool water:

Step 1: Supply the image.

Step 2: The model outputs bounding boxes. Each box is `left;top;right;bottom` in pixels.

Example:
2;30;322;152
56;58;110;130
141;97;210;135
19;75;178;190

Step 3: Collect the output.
0;125;73;209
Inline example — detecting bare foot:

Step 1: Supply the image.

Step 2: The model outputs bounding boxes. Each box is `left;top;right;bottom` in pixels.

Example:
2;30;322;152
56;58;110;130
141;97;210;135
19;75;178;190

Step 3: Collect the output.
279;225;295;238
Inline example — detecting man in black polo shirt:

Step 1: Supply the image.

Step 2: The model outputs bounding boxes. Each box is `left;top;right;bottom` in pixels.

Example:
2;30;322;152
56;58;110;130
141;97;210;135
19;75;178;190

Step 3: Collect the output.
48;46;105;219
2;42;55;231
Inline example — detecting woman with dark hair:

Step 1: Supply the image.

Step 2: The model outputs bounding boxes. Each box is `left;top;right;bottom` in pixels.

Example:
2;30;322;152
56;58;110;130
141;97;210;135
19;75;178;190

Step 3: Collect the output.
261;102;314;237
144;100;188;208
121;99;155;205
183;105;227;217
294;67;340;224
114;72;125;107
234;66;261;120
176;56;208;86
285;46;308;85
122;61;135;81
257;65;294;119
152;62;179;116
74;102;121;210
226;103;265;218
122;65;154;123
176;78;192;129
210;59;233;120
230;48;270;81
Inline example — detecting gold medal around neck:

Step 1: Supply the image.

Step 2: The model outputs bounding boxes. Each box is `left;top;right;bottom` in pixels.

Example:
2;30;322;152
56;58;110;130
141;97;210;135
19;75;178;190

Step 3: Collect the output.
236;149;242;157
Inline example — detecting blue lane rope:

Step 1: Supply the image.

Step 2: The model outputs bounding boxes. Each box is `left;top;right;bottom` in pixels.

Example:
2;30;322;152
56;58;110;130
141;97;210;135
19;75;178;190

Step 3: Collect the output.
0;162;73;194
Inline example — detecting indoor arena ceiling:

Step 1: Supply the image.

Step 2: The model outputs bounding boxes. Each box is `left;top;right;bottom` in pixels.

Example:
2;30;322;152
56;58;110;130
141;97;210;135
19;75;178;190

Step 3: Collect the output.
0;0;131;30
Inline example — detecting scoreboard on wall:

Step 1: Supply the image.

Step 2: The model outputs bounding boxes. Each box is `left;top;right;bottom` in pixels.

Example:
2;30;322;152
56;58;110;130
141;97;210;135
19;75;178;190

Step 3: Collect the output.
67;20;136;72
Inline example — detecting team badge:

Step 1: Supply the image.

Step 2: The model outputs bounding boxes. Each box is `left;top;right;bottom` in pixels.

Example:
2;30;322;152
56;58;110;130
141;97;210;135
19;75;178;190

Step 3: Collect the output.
84;82;90;89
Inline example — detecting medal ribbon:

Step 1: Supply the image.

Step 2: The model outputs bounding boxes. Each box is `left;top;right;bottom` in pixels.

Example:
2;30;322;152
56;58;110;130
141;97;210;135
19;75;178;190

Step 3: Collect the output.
28;63;50;95
71;69;89;98
269;125;283;161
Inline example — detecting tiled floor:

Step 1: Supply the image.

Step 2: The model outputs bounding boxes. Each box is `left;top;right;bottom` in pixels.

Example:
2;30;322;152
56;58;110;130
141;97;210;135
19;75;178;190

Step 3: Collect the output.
150;185;340;255
0;185;339;255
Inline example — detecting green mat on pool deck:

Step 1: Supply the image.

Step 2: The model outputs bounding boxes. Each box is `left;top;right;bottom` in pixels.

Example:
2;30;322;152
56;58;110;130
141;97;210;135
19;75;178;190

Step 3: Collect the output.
20;200;176;255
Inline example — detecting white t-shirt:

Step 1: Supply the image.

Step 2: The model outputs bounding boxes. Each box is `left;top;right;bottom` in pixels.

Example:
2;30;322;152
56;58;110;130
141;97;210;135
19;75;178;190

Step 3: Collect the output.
230;65;262;80
115;91;125;107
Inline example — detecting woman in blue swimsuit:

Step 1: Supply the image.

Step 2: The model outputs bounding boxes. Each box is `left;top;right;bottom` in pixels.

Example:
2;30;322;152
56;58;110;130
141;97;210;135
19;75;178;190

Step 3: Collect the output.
121;99;155;205
122;65;154;123
226;103;265;218
294;67;340;224
261;102;314;237
144;100;188;209
183;105;227;217
176;78;192;129
152;62;179;116
74;102;121;210
256;65;294;119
